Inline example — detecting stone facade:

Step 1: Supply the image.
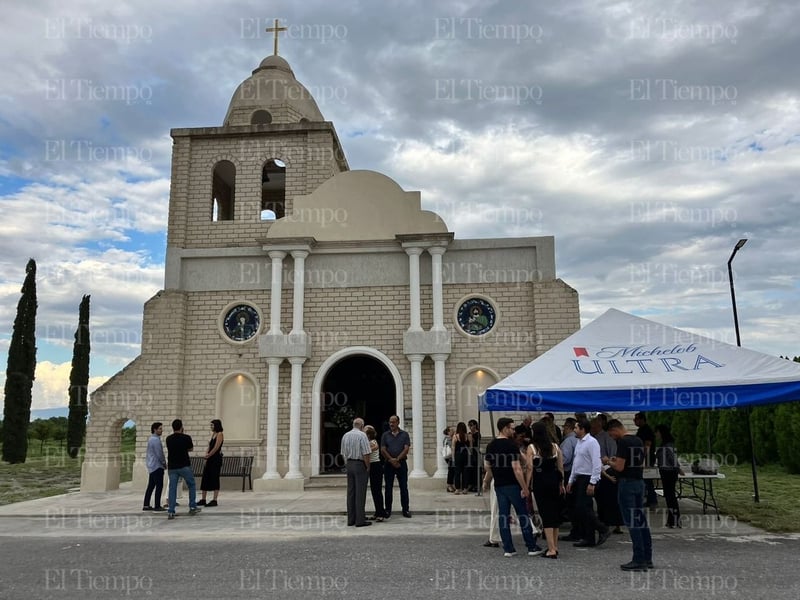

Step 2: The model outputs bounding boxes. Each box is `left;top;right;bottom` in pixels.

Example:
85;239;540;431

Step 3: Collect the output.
81;53;580;492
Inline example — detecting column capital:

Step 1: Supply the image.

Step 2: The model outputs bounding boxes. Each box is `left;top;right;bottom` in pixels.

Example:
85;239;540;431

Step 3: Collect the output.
427;246;447;256
267;357;283;366
407;353;425;363
267;250;287;260
430;353;449;362
290;249;310;260
288;356;306;366
404;246;424;257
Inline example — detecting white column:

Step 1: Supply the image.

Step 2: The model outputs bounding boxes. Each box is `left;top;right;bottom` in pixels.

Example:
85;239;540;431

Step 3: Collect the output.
432;353;448;478
289;250;308;335
428;246;446;332
285;356;306;479
268;251;286;334
262;357;282;479
408;354;427;478
405;247;423;331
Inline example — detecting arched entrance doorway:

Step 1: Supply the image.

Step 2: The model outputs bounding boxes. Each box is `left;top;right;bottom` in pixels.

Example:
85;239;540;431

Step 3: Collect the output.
319;355;396;474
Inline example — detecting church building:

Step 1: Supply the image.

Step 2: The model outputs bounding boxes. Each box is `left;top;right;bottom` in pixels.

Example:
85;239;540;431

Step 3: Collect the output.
81;38;580;492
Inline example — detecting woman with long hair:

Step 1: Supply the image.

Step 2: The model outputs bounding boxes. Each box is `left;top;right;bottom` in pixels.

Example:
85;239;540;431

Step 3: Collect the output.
364;425;387;521
526;421;565;558
198;419;224;507
443;426;456;493
655;424;682;528
451;422;470;494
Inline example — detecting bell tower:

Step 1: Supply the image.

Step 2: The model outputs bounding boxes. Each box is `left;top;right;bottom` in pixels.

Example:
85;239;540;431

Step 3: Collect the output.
164;40;349;290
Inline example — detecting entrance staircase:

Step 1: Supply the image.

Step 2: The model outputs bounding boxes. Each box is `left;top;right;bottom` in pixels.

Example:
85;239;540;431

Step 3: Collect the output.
305;474;347;489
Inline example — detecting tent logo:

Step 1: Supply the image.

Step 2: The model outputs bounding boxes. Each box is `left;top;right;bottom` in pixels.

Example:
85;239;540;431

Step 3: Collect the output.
573;347;589;357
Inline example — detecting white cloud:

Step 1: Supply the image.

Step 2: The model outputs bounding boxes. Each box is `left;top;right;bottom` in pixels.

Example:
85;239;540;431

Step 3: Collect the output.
1;0;799;414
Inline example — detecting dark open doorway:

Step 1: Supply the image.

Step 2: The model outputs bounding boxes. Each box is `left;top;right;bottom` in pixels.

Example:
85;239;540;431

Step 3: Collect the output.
320;355;396;474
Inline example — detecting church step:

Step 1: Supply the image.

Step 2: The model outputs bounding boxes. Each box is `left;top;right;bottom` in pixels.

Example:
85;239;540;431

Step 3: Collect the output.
305;475;347;488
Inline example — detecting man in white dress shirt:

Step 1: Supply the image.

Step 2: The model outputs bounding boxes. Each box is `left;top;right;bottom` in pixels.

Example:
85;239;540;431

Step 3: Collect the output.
566;419;610;547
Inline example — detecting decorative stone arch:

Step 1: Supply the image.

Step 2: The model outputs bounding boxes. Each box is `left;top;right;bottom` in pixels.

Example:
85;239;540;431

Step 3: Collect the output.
209;156;240;222
457;365;501;439
259;154;291;221
309;347;404;476
215;371;261;444
81;405;142;492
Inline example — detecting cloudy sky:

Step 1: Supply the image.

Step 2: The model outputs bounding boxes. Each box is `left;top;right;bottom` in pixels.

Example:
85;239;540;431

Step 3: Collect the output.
1;0;798;410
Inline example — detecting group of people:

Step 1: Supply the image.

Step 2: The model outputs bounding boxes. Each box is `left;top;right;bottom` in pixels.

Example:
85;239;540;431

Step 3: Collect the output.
340;415;413;527
482;411;681;572
442;419;482;494
142;418;225;519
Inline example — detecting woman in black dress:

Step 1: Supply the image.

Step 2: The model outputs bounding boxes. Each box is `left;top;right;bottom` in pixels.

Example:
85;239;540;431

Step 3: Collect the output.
451;422;470;494
198;419;224;507
526;421;565;558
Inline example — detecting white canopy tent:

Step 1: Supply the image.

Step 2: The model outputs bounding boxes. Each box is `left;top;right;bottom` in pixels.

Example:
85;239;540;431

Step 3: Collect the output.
481;308;800;413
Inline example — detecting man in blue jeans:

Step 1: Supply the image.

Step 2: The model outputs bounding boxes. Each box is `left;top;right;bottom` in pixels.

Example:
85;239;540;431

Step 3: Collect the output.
165;419;201;520
483;417;543;557
381;415;412;518
606;419;652;571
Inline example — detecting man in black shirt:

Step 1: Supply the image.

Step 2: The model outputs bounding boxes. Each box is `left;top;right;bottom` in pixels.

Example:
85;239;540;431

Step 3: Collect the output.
483;417;542;557
165;419;201;520
606;419;652;571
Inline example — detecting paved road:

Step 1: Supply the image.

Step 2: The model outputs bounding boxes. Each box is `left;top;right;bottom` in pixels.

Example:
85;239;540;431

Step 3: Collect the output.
1;513;798;599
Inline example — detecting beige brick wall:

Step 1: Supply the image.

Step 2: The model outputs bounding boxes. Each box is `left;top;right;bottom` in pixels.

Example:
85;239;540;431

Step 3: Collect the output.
87;275;579;480
167;127;345;251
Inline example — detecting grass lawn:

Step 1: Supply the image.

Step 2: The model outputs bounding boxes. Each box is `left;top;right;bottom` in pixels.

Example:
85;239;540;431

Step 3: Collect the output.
0;439;135;507
714;463;800;532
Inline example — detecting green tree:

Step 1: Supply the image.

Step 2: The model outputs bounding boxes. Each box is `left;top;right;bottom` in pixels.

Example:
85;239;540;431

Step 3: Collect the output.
647;410;673;433
695;409;720;457
29;419;52;453
775;401;800;473
67;295;91;458
49;416;68;450
713;407;752;464
2;259;38;463
750;404;779;464
670;410;700;455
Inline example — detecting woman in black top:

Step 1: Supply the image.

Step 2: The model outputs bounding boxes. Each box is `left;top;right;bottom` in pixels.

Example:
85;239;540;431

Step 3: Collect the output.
199;419;224;507
526;421;565;558
467;420;482;492
451;422;470;494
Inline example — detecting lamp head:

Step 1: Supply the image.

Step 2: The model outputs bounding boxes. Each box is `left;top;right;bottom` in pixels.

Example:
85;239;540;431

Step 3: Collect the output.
735;238;748;250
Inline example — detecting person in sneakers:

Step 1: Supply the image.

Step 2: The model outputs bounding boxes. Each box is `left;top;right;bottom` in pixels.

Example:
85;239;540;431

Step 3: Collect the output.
483;417;543;558
198;419;224;507
606;419;653;571
165;419;201;520
142;422;166;512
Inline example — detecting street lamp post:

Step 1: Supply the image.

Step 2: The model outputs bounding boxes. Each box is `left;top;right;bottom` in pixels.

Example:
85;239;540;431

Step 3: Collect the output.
727;238;759;503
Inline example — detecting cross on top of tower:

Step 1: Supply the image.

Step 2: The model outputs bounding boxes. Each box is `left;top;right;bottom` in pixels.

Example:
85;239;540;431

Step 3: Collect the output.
265;19;288;56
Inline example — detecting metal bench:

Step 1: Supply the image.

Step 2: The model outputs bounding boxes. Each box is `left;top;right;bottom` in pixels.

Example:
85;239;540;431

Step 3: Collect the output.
190;455;254;492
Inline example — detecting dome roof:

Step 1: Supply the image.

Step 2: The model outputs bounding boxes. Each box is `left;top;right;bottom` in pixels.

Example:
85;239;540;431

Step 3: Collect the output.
223;55;325;126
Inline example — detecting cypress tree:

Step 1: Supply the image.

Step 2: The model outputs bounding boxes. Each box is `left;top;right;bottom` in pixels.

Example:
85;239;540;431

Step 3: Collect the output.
2;259;38;463
67;295;91;459
775;401;800;473
670;409;700;455
750;404;779;464
713;407;752;464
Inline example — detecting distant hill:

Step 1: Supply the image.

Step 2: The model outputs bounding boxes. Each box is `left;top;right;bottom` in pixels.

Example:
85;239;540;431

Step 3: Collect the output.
30;407;133;428
30;407;68;421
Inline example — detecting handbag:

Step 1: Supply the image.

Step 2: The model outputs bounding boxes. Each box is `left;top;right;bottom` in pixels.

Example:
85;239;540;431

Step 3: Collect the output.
441;442;452;459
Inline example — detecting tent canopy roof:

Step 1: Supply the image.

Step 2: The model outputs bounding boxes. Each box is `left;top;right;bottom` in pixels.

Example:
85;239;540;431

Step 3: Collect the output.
481;309;800;413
